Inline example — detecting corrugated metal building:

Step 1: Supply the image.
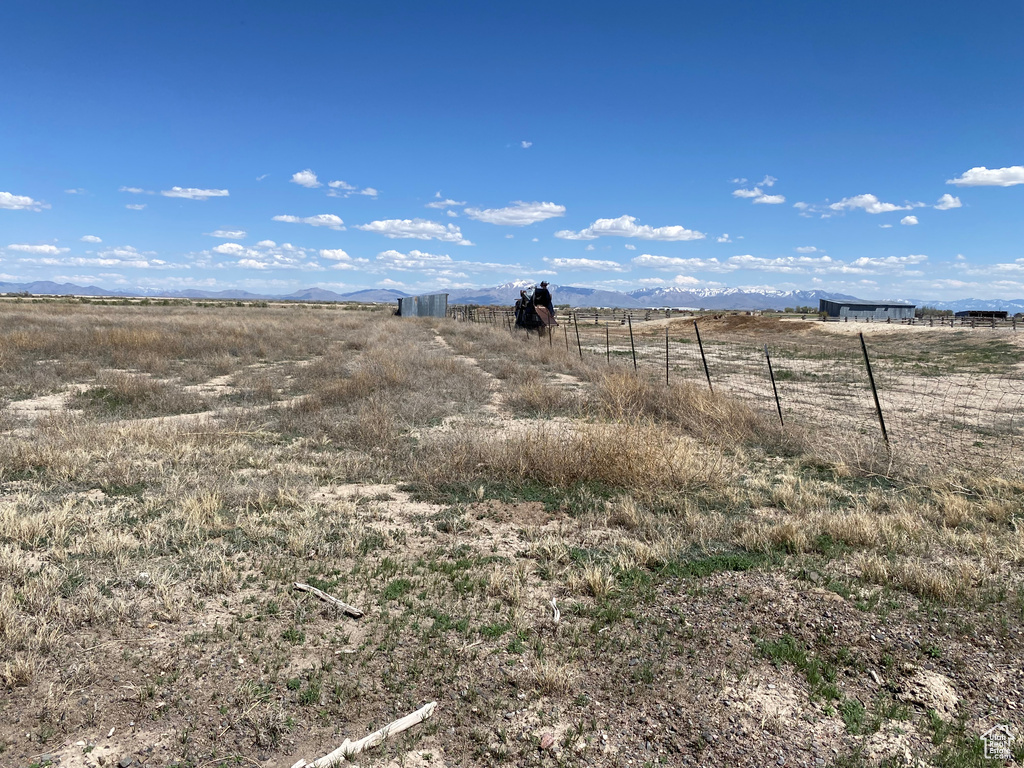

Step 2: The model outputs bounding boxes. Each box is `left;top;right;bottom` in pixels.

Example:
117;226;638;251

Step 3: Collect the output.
396;293;448;318
819;299;916;320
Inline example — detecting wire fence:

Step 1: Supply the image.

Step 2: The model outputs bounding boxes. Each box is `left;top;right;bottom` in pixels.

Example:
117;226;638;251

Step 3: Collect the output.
452;307;1024;476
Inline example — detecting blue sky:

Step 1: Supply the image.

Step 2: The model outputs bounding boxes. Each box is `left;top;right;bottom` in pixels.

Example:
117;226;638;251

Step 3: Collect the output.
1;0;1021;299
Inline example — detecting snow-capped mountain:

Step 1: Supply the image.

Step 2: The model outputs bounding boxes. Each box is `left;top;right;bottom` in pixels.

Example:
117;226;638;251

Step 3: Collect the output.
627;287;862;310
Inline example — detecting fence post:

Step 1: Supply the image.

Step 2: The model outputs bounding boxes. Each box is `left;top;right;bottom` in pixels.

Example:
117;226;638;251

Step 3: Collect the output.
627;316;638;372
694;320;713;392
573;313;583;359
606;323;610;363
859;332;889;447
564;324;569;352
665;325;670;385
764;343;784;426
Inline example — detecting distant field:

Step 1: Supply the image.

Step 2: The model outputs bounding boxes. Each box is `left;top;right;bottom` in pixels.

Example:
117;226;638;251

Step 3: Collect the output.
1;302;1022;768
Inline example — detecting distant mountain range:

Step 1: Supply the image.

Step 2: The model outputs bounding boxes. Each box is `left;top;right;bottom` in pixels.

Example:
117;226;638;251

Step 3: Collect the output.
2;279;1023;313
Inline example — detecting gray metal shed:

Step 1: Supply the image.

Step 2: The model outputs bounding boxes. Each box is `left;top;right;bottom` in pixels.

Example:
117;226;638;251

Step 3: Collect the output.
396;293;448;318
819;299;915;320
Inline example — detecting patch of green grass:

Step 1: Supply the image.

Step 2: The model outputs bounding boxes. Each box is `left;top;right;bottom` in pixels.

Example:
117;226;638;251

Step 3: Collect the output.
663;551;774;579
479;622;510;639
382;578;413;601
281;627;305;645
757;634;840;702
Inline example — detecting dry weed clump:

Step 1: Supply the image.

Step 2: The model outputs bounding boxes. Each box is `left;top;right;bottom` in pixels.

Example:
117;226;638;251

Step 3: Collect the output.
409;422;725;494
72;371;209;419
589;369;803;453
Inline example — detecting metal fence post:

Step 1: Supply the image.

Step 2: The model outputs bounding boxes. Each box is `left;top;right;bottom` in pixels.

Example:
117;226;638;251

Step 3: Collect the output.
859;332;889;446
564;324;569;352
665;325;670;385
764;343;784;426
574;313;583;359
694;320;712;393
606;323;610;363
627;316;638;372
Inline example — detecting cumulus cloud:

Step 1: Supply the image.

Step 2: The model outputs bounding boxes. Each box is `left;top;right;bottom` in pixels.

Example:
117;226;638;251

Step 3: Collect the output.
632;254;735;272
625;243;637;250
546;258;626;272
119;186;152;194
934;193;962;210
901;215;919;226
65;188;86;195
357;187;378;197
426;197;466;209
19;244;174;270
328;180;355;190
521;141;532;149
716;234;732;243
272;214;345;230
795;246;818;253
80;235;103;243
0;191;49;211
161;187;229;200
734;186;785;204
356;218;472;245
206;240;352;271
318;249;362;268
555;215;704;242
126;204;146;210
291;169;322;188
205;229;247;239
828;194;916;214
464;201;566;226
7;244;69;255
946;165;1024;187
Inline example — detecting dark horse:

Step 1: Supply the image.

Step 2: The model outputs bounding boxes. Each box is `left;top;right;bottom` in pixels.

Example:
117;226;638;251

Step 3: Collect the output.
514;289;557;336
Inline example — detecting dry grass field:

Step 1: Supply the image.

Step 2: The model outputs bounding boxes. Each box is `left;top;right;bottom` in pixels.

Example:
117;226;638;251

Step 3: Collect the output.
1;300;1023;768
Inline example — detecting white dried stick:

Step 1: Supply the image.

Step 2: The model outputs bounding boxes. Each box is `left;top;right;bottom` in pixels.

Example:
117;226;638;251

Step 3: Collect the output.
293;582;363;618
292;701;437;766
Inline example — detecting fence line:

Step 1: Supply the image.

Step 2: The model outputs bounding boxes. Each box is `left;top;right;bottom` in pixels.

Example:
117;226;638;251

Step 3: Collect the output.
448;306;1024;474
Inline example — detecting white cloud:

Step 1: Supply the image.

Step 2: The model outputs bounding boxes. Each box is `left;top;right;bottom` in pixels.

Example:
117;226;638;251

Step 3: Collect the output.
357;187;378;197
80;235;103;243
632;254;735;272
161;187;229;200
879;224;893;228
760;175;777;187
318;248;361;265
716;235;732;243
521;141;532;149
555;215;704;242
754;194;785;204
291;169;322;188
19;244;174;270
272;214;345;230
256;174;269;181
119;186;152;194
795;246;818;253
829;193;915;214
328;180;355;190
426;197;466;209
0;191;49;211
126;204;147;210
584;244;595;251
732;188;762;199
464;201;566;226
373;249;519;275
934;193;962;210
256;240;276;247
625;243;637;250
212;243;245;255
7;244;69;255
206;240;348;272
730;178;748;185
65;188;86;195
546;258;626;272
356;218;472;245
946;165;1024;187
446;210;458;217
205;229;247;239
900;215;919;226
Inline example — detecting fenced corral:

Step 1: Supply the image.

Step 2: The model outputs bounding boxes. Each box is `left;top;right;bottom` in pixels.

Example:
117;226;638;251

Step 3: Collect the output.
450;307;1024;475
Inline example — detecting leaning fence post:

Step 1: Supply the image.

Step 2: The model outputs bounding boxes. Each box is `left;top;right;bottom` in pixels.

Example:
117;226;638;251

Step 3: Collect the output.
694;320;712;392
564;324;569;352
764;343;784;426
606;323;610;363
573;313;583;359
627;316;638;372
859;332;889;446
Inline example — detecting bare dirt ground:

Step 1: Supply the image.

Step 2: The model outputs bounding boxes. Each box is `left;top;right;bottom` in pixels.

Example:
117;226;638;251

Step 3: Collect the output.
1;303;1022;768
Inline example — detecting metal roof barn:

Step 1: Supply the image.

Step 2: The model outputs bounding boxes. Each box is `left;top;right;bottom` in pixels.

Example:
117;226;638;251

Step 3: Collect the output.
819;299;916;320
396;293;448;318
